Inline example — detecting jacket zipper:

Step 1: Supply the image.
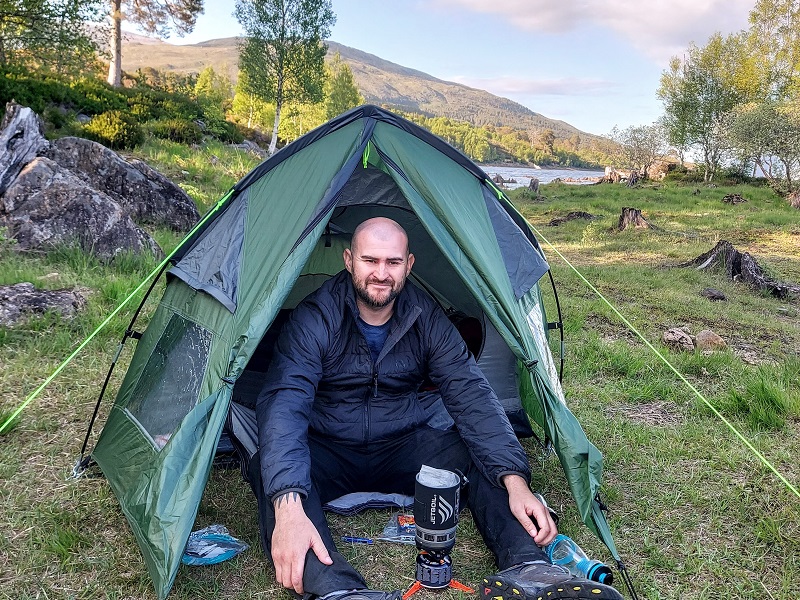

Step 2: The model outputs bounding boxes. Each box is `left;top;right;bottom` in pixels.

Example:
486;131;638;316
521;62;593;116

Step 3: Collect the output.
364;365;377;443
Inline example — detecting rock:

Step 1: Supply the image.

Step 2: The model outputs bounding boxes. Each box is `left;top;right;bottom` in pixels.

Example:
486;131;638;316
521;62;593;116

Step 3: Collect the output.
663;327;695;351
0;282;86;327
722;193;747;204
700;288;727;301
46;137;199;231
695;329;727;351
0;102;49;196
0;157;161;260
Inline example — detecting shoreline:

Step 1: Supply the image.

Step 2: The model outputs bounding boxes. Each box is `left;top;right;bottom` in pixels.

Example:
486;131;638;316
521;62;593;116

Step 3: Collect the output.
478;163;603;173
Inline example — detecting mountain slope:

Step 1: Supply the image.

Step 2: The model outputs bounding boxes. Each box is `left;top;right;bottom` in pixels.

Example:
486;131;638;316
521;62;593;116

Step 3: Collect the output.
121;34;594;140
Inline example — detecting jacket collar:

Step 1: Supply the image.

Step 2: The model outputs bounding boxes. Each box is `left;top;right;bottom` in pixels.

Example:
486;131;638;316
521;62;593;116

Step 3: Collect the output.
337;270;423;361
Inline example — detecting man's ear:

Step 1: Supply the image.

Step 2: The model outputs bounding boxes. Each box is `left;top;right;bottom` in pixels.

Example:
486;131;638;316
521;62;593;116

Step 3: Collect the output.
343;248;353;273
406;252;415;274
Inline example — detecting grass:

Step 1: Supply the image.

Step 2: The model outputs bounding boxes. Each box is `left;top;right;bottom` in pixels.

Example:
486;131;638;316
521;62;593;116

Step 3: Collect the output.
1;166;799;599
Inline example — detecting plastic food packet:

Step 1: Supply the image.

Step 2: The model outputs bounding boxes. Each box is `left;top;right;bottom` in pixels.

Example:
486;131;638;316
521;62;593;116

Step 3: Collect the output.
378;513;416;544
182;524;249;566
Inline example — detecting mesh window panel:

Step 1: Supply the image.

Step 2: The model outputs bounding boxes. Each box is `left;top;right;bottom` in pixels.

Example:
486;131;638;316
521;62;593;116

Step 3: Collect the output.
126;314;212;450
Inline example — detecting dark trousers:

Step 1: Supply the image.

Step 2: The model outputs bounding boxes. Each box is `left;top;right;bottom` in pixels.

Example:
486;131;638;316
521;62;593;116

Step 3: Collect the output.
246;426;547;598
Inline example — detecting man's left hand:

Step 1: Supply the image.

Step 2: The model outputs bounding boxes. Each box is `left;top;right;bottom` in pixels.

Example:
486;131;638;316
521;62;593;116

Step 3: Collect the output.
501;474;558;546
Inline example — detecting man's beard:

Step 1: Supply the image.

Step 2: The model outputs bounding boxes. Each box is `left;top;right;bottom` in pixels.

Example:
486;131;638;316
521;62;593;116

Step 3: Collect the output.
353;276;405;309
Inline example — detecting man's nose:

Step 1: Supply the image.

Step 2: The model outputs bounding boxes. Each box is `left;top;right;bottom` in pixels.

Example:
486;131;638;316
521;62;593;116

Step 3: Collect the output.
375;262;388;278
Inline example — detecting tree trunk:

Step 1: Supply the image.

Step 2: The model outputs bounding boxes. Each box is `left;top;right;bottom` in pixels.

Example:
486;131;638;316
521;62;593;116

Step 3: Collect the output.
617;207;650;230
107;0;123;87
679;240;800;299
269;101;281;156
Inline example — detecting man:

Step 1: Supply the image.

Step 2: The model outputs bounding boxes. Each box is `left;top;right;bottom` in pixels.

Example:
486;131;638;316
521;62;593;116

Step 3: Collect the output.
252;217;623;600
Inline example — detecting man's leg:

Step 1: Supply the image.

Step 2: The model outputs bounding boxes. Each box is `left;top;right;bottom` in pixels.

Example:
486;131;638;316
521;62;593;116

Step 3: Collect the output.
372;426;547;569
373;427;623;600
245;440;369;598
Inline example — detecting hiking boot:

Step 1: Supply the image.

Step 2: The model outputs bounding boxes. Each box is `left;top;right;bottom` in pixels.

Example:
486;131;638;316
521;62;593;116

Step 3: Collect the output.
321;590;402;600
481;561;624;600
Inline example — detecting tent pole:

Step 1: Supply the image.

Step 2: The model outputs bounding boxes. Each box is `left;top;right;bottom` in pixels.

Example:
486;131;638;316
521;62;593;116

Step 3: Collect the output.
73;259;171;478
546;269;565;382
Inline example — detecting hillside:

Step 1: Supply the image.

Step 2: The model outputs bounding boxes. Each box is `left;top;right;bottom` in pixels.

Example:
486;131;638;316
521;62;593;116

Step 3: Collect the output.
121;34;596;141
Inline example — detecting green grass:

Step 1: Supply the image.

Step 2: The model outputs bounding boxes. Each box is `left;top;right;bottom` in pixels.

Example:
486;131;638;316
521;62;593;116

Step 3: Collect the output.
1;171;799;599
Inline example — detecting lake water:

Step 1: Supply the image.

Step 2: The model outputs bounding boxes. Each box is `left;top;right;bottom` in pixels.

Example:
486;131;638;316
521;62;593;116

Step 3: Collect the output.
479;165;605;189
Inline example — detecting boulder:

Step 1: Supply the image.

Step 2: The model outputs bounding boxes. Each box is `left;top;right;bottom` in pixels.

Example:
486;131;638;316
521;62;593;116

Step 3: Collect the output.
46;137;199;231
0;102;49;196
695;329;727;351
663;327;694;351
0;282;86;327
0;157;161;260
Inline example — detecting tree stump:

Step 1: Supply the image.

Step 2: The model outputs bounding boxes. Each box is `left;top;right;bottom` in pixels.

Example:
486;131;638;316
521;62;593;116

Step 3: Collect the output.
788;191;800;209
627;169;639;187
528;177;540;193
617;207;651;230
679;240;800;299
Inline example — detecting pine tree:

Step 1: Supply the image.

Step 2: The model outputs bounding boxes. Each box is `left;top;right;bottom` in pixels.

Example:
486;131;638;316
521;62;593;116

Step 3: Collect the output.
107;0;203;87
325;53;362;119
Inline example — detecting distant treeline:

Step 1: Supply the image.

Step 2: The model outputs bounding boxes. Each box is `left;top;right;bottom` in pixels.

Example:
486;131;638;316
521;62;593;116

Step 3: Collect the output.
397;111;614;168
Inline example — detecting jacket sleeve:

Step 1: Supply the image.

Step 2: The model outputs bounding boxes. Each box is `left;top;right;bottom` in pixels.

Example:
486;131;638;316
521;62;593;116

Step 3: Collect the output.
424;308;532;487
255;301;328;503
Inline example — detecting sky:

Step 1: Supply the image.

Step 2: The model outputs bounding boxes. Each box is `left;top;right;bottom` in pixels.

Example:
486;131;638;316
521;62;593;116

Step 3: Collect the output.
161;0;757;136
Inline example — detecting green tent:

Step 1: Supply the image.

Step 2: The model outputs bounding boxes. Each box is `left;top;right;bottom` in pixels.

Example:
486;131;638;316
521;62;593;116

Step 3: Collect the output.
90;105;619;599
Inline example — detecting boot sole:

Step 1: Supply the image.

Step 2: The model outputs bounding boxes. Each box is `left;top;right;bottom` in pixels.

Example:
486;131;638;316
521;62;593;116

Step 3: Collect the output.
481;573;622;600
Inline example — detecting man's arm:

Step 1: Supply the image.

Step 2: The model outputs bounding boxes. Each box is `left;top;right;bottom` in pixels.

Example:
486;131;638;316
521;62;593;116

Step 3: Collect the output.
271;492;333;595
424;310;532;485
256;304;330;592
502;474;558;546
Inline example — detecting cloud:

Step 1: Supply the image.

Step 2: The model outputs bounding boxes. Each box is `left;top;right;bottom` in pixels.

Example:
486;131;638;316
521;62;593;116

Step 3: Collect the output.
433;0;753;63
450;75;616;96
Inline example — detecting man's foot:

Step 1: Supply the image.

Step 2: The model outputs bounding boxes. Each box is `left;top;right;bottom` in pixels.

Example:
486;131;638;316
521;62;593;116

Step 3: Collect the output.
481;561;624;600
321;589;402;600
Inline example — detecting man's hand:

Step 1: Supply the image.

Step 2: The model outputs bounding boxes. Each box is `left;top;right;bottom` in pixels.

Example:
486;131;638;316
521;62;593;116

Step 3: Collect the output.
271;492;333;594
501;474;558;547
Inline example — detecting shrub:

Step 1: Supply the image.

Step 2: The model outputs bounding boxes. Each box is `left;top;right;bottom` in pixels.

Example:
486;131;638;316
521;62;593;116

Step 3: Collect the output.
83;110;144;149
68;78;127;114
146;118;203;144
204;117;244;144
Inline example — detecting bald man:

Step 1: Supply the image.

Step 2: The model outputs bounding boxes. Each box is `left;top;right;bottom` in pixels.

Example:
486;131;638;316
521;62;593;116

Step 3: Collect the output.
251;218;623;600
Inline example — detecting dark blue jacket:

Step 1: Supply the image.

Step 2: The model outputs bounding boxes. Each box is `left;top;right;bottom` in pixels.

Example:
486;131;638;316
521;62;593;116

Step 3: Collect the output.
257;270;531;501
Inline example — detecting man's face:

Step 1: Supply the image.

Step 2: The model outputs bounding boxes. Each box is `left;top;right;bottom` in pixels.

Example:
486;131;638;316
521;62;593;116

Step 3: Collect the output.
344;227;415;310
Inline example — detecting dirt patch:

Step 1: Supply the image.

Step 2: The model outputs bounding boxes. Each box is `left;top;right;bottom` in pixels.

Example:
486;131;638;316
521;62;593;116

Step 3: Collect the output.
609;401;684;427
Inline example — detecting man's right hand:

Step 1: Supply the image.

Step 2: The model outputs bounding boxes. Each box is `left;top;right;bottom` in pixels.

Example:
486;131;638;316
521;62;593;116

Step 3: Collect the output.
272;492;333;594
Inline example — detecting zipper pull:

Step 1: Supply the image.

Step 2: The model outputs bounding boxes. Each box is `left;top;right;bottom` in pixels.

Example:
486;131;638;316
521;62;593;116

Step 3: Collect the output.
372;371;378;398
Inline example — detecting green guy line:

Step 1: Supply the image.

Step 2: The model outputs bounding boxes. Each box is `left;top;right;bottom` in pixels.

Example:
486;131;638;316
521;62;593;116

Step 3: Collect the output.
0;190;234;435
529;223;800;501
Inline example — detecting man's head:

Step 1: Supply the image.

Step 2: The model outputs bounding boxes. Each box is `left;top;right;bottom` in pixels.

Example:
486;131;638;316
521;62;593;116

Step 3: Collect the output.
343;217;415;313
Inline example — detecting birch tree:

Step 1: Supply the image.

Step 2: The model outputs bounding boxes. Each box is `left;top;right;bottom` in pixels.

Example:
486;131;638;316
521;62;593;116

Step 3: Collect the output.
234;0;334;155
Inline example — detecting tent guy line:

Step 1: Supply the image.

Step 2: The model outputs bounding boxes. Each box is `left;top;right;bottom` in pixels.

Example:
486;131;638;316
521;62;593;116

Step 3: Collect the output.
529;223;800;502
